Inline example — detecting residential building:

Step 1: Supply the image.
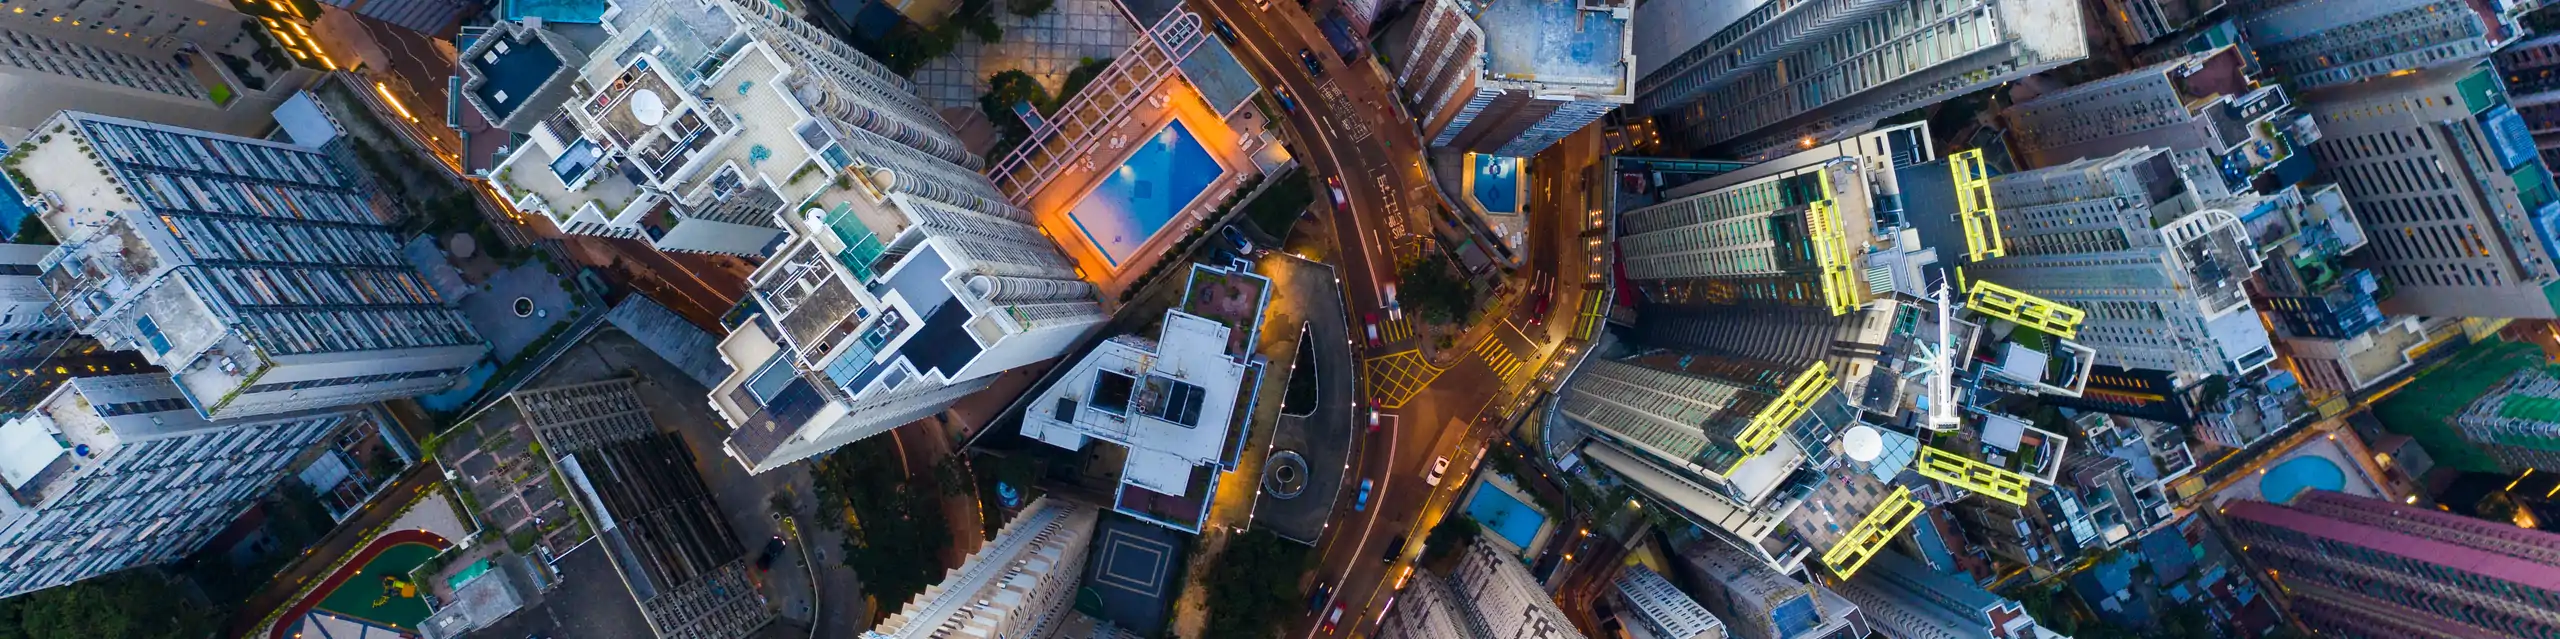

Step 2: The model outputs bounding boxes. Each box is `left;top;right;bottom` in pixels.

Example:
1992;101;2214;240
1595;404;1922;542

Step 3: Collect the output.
2098;0;2222;46
2236;186;2379;341
1680;542;1868;639
479;0;994;257
2226;489;2560;638
1448;538;1585;639
0;374;368;597
1832;551;2048;639
2236;0;2530;93
1613;564;1726;639
681;0;1106;474
1563;353;1849;571
0;243;75;360
0;3;315;137
2287;316;2455;396
1631;0;2085;160
1387;0;1632;156
2297;61;2560;317
869;495;1097;639
1968;146;2276;379
10;111;487;420
1378;569;1473;639
2449;366;2560;472
1949;446;2149;575
2493;32;2560;166
1020;264;1266;532
2001;45;2311;194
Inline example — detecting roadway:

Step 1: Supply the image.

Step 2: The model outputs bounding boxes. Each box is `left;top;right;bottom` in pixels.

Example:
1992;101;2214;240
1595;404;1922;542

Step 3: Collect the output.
1188;0;1606;634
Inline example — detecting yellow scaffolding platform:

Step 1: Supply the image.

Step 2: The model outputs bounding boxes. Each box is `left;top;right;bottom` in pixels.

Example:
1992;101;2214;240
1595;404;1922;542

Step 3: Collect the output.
1951;148;2004;262
1736;362;1832;456
1916;446;2032;505
1822;486;1924;579
1805;170;1860;316
1966;280;2085;339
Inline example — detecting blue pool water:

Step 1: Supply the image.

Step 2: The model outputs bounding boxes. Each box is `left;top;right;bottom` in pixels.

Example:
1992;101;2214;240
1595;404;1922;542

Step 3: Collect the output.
0;152;27;236
1068;120;1225;267
1471;154;1521;215
2260;455;2345;505
1465;481;1545;550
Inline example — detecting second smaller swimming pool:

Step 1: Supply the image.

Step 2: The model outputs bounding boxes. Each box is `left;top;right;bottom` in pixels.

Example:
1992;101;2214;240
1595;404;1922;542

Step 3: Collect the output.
2260;455;2345;505
1465;481;1546;551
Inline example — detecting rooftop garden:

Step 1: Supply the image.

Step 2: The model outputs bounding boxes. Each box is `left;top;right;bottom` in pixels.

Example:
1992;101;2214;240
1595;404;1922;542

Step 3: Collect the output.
1181;266;1268;359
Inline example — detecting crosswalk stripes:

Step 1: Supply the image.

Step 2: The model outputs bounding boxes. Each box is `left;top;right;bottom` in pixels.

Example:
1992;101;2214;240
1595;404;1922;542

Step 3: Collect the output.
1471;338;1525;380
1381;316;1414;343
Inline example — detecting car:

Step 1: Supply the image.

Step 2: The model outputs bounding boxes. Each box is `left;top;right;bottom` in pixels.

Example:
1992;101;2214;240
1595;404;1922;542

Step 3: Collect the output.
1211;18;1239;43
754;536;785;571
1367;407;1383;432
1382;282;1402;320
1364;312;1382;347
1527;273;1551;325
1425;456;1450;486
1383;534;1407;563
1274;88;1299;113
1319;603;1346;633
1299;48;1325;77
1306;582;1333;614
1221;225;1252;253
1354;479;1373;511
1327;176;1349;214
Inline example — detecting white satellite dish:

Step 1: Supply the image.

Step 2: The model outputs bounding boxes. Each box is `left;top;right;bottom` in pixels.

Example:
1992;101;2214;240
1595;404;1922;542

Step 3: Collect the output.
1843;425;1883;462
629;89;667;126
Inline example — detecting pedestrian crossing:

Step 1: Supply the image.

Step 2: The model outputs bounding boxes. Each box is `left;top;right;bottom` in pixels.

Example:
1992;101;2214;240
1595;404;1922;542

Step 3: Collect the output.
1473;338;1526;380
1380;315;1415;343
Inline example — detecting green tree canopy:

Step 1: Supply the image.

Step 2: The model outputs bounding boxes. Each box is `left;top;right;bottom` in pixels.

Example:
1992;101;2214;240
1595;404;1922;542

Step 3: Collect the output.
0;571;216;639
1204;530;1311;639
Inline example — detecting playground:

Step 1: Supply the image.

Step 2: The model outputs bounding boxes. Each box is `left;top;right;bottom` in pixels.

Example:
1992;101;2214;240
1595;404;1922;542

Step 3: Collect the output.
313;541;443;628
271;529;454;638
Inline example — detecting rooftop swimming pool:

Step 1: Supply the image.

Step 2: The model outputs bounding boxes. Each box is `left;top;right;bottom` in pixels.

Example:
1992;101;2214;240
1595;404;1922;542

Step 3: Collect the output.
2260;455;2344;505
0;158;26;237
1471;154;1520;215
1465;480;1545;551
1068;120;1224;268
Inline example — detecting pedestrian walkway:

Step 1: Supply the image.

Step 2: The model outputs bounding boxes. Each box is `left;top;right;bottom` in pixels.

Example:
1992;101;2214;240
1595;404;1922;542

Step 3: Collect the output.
1473;337;1526;380
1362;349;1443;408
1380;315;1415;343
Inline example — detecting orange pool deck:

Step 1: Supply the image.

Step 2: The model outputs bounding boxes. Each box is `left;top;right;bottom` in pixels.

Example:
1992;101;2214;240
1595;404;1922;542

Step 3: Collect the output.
1023;73;1258;302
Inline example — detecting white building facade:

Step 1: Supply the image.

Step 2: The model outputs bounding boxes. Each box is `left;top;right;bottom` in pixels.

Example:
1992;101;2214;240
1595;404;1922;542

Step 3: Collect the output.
1614;564;1727;639
868;495;1098;639
11;111;487;420
0;374;365;597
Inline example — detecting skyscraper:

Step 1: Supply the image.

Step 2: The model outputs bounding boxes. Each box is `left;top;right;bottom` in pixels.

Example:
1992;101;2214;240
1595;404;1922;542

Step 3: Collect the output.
2225;489;2560;638
0;374;370;597
2449;366;2560;472
477;0;998;257
1563;353;1846;566
9;111;488;420
2493;32;2560;167
2297;60;2560;317
1613;564;1726;639
1631;0;2086;160
2236;0;2530;92
2001;45;2303;183
1680;542;1868;639
1446;538;1585;639
869;495;1098;639
1830;551;2051;639
1967;146;2276;379
1388;0;1633;157
0;4;315;137
1377;568;1474;639
622;0;1107;474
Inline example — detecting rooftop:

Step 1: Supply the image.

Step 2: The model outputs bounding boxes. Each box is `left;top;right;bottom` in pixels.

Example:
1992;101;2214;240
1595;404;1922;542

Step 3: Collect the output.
1476;0;1635;98
466;26;571;124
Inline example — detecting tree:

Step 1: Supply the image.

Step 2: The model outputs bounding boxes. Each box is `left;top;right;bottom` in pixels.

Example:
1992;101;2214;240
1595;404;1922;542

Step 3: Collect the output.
1421;515;1479;564
0;570;217;639
10;222;52;246
1203;530;1311;639
812;437;954;613
1397;254;1476;324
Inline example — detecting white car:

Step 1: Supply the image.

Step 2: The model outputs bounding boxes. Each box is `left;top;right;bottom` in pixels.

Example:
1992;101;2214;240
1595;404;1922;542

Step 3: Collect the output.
1382;283;1403;320
1425;456;1450;486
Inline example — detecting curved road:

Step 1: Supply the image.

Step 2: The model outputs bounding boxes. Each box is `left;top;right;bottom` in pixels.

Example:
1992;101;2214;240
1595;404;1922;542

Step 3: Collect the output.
1185;0;1601;636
